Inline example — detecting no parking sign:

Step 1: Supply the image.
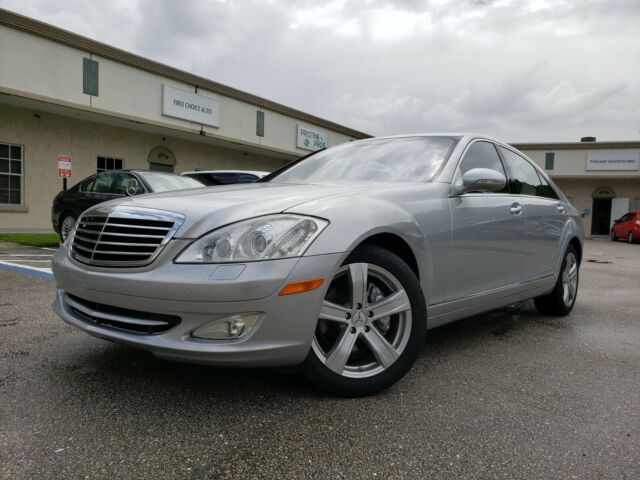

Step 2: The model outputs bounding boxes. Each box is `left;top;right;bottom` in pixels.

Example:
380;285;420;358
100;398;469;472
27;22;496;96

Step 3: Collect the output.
57;154;72;178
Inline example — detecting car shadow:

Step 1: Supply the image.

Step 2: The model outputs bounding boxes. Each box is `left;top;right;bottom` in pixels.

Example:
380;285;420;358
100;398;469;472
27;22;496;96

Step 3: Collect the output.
53;299;565;403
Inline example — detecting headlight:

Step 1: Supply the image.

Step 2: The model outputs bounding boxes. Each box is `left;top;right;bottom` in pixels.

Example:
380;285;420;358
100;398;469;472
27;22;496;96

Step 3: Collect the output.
174;214;328;263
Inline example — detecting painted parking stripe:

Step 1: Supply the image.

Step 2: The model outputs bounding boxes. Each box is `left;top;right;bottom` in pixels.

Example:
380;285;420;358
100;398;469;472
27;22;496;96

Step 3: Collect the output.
0;254;54;257
0;261;54;280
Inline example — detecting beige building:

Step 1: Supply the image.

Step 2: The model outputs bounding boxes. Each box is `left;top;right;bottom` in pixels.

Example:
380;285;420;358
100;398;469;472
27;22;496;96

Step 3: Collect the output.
0;9;369;232
514;140;640;237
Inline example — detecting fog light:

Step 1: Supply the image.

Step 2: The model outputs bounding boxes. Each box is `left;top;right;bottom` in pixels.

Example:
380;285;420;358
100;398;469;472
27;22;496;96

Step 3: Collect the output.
192;312;263;340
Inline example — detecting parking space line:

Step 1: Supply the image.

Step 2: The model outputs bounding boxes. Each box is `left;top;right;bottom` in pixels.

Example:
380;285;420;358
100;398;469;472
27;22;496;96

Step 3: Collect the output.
0;261;54;280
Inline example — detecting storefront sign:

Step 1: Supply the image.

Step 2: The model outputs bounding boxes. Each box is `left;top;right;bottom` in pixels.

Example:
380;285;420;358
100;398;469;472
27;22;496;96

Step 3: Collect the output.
586;152;639;171
162;84;220;128
57;154;72;178
297;124;327;151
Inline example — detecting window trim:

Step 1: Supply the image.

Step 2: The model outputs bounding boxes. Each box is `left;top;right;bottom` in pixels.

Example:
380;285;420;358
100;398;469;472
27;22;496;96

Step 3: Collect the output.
497;144;562;200
450;139;511;196
0;141;25;207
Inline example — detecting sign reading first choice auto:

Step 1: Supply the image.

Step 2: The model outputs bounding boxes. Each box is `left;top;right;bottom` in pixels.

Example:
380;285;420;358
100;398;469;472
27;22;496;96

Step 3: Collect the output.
162;84;221;128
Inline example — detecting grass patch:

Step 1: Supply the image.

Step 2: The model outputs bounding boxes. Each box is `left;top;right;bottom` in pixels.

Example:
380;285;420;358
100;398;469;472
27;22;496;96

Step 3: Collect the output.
0;233;60;248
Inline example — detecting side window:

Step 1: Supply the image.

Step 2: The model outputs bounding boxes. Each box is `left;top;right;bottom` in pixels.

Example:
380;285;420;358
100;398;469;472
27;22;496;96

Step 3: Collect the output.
534;172;559;199
210;173;239;184
237;174;258;183
458;141;507;193
80;177;96;193
85;173;115;194
112;173;144;196
499;147;544;197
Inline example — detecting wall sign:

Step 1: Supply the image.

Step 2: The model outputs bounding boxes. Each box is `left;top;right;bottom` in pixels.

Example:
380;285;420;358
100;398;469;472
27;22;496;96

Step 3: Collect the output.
297;124;327;151
57;154;72;178
162;84;220;128
586;152;639;171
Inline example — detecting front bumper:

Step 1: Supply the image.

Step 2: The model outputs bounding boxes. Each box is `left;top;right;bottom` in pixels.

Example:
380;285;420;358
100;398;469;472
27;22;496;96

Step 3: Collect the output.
52;242;346;367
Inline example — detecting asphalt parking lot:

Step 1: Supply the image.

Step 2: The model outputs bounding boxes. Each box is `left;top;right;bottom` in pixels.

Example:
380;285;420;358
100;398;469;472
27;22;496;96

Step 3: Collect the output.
1;240;638;479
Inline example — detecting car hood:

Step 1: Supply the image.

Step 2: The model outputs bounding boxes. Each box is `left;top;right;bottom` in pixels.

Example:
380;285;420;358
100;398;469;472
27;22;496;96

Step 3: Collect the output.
95;182;367;238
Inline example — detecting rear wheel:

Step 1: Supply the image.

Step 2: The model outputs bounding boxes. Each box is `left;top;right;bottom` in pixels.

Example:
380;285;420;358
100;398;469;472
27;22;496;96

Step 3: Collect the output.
302;245;426;397
534;245;579;316
628;232;635;244
60;214;77;243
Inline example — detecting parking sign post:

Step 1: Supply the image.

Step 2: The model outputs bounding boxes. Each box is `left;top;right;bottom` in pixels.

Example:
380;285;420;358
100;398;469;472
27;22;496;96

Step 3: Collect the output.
57;154;72;190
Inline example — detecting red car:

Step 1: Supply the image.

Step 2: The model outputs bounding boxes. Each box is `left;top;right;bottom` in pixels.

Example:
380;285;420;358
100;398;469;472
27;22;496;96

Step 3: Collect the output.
611;211;640;243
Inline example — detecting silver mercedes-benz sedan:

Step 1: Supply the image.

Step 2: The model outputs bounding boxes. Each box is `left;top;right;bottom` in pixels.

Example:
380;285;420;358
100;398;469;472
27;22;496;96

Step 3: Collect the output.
52;134;583;396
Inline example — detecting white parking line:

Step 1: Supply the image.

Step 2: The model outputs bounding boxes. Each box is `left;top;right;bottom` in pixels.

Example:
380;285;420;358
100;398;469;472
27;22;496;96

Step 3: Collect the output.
0;260;53;274
0;254;52;256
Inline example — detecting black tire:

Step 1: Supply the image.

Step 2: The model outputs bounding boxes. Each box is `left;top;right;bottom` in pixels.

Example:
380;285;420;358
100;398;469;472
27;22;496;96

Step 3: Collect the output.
301;245;427;397
59;214;77;243
534;245;579;316
628;232;635;244
610;230;617;241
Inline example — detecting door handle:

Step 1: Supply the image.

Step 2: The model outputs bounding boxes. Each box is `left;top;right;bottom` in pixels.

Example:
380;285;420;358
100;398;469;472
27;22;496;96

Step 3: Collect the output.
510;203;523;215
556;204;565;213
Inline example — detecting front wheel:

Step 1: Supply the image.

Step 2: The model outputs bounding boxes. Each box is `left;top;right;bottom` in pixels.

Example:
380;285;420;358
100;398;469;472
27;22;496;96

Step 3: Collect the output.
534;245;579;316
301;245;427;397
60;214;77;243
610;230;617;241
628;232;635;244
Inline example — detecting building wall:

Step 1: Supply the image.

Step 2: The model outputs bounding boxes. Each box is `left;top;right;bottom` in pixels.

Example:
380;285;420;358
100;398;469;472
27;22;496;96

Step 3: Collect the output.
520;146;640;237
0;104;285;231
0;24;358;158
552;178;640;236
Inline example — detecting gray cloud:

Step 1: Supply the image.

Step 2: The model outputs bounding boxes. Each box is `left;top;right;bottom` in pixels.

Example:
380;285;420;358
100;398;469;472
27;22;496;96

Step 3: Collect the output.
1;0;639;141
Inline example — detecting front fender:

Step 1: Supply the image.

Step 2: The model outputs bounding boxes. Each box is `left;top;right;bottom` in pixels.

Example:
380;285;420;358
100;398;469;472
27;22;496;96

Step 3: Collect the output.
286;185;453;306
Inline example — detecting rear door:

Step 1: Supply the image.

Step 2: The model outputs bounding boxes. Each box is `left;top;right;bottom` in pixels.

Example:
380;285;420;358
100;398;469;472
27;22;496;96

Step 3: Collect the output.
498;146;566;281
448;141;526;300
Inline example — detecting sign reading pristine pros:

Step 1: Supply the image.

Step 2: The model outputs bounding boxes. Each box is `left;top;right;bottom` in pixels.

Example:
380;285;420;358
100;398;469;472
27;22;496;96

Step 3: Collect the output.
586;152;639;171
162;84;220;128
297;124;327;151
57;154;72;178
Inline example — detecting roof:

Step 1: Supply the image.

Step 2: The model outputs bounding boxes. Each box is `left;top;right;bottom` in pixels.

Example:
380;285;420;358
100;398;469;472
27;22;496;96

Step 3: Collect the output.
0;8;371;140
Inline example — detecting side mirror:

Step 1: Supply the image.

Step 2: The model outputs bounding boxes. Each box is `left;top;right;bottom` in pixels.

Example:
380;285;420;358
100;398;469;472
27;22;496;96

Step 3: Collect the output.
452;168;507;195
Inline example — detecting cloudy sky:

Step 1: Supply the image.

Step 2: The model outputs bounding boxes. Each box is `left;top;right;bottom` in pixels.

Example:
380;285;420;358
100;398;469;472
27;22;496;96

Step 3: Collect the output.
2;0;639;141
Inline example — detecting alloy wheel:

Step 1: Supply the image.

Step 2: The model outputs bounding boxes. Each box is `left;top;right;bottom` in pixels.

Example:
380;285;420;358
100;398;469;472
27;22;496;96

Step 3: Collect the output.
629;232;634;243
61;216;76;242
311;263;413;379
561;252;578;306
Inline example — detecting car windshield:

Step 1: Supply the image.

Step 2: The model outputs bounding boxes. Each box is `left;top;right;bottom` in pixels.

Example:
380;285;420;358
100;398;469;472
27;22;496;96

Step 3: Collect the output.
269;136;458;184
138;172;204;192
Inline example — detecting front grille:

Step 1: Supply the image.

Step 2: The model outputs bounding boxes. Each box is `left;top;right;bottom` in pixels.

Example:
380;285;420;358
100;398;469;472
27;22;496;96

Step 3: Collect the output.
70;207;184;267
65;293;180;335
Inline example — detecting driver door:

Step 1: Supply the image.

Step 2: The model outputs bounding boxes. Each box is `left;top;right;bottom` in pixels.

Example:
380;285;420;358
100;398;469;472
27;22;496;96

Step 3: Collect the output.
447;141;526;301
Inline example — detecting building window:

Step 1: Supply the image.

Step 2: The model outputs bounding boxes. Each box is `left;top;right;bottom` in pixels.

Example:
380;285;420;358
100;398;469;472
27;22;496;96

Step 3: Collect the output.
0;143;23;205
545;152;555;170
97;156;124;172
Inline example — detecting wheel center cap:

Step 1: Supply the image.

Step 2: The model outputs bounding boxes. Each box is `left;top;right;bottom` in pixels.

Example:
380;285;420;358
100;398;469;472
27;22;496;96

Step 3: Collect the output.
352;310;367;327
